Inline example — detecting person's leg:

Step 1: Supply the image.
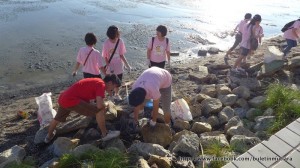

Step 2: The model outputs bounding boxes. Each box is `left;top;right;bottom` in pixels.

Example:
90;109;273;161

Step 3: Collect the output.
114;74;123;100
159;85;172;125
226;33;242;57
283;39;297;57
95;110;107;136
233;47;249;69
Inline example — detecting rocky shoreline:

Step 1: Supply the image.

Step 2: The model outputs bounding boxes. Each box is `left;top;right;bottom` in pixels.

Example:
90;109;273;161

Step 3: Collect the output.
1;35;300;167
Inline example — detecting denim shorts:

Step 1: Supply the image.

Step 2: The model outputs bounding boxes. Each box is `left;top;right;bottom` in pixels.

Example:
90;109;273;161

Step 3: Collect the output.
241;47;250;56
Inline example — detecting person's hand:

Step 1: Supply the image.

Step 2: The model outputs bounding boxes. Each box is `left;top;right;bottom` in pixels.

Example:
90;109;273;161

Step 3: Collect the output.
72;71;77;77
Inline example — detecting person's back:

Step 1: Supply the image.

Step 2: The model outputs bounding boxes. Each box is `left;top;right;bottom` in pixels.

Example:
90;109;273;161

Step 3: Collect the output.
284;20;300;41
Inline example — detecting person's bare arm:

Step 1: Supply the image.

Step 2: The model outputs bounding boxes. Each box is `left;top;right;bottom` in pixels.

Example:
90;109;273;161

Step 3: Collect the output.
72;62;80;76
120;55;131;69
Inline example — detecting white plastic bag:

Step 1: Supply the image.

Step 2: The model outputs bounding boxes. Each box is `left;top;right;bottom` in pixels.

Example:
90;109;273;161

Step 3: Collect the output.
264;46;283;63
35;92;56;127
170;98;193;121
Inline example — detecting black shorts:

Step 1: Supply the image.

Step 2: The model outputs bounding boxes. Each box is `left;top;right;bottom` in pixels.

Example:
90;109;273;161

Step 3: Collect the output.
240;47;250;56
150;61;165;69
83;72;102;79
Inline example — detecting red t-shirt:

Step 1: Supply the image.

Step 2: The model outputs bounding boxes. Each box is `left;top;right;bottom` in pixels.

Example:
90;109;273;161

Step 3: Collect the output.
58;78;105;108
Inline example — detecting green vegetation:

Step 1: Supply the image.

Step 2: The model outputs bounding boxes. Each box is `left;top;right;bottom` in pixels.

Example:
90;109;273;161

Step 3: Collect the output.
203;140;232;168
262;84;300;133
58;148;130;168
5;160;35;168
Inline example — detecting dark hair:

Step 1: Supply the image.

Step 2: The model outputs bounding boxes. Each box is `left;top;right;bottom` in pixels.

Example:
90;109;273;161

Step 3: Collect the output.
248;14;262;27
129;87;146;107
156;25;168;37
85;33;97;46
244;13;252;20
106;25;119;39
103;74;121;87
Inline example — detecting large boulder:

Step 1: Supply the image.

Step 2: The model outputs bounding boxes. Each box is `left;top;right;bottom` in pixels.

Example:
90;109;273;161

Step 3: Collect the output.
232;86;250;99
218;94;238;106
224;116;244;132
254;116;276;131
103;138;126;152
199;134;229;148
72;144;101;157
171;134;200;158
226;125;255;138
34;126;49;144
257;60;285;79
141;123;172;147
0;145;26;168
173;119;191;131
128;142;171;158
230;135;261;153
191;122;212;134
216;84;232;95
248;96;266;108
200;84;217;97
218;106;235;124
148;155;172;168
53;137;79;157
201;98;222;115
207;116;220;128
56;115;92;135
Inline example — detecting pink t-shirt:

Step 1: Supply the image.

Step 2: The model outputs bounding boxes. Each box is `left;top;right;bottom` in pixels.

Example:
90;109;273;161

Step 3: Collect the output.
240;24;263;49
132;67;172;100
102;38;126;75
238;20;248;33
147;37;170;63
284;20;300;41
76;46;104;75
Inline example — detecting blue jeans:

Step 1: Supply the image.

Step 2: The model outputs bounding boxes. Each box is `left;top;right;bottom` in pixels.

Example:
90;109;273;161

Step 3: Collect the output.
283;39;297;56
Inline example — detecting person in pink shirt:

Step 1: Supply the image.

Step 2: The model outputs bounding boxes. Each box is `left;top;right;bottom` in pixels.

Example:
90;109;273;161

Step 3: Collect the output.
147;25;171;69
72;32;106;78
128;67;172;128
224;13;252;64
232;14;263;72
283;19;300;60
102;25;131;100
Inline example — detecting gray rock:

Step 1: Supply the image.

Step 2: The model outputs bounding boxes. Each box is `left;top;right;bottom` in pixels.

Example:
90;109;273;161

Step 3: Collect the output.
173;159;195;168
207;116;220;128
246;108;262;120
103;138;126;152
0;145;26;168
227;126;255;138
137;157;150;168
218;106;235;124
56;115;92;135
230;135;261;153
85;128;101;139
235;98;249;109
173;119;191;131
254;116;275;131
234;108;247;119
53;137;79;157
216;84;232;95
72;144;101;157
225;116;244;132
289;56;300;69
198;50;207;56
263;108;274;116
199;134;229;148
172;134;200;158
141;123;172;147
128;142;171;158
248;96;266;108
218;94;238;106
207;47;220;54
194;93;211;103
39;158;59;168
232;86;250;99
148;155;172;168
200;84;216;98
34;126;49;144
257;60;284;79
201;98;222;115
191;122;212;134
172;130;197;142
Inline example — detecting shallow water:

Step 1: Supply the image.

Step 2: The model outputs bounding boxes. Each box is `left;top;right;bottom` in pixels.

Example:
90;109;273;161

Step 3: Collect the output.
0;0;299;93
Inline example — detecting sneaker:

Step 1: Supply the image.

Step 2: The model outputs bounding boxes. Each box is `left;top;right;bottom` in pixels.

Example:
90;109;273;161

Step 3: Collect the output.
114;95;122;101
237;67;245;72
44;130;56;143
101;130;120;141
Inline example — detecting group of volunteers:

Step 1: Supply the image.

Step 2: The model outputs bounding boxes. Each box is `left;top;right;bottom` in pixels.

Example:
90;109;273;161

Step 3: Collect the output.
44;15;300;143
44;25;172;143
224;13;300;72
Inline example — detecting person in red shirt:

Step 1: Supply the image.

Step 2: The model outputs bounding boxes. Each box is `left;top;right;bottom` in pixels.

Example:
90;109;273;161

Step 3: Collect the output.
44;74;121;143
